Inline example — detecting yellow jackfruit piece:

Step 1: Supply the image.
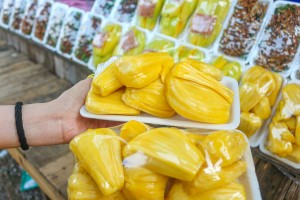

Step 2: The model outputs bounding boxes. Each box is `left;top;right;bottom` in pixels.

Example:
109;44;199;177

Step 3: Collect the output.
114;53;174;88
123;128;205;181
239;83;262;112
122;79;175;118
268;73;283;106
295;116;300;145
199;130;248;167
68;163;127;200
173;45;205;63
212;55;228;69
184;59;223;81
91;59;123;96
122;167;168;200
287;145;300;163
282;84;300;116
165;63;233;123
267;122;294;157
167;182;246;200
238;112;262;138
69;128;124;196
120;120;150;144
187;134;207;145
183;160;247;194
85;89;140;115
251;97;271;120
285;117;296;133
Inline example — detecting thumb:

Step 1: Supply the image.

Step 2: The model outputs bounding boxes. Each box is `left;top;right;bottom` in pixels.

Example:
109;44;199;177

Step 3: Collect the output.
65;78;92;105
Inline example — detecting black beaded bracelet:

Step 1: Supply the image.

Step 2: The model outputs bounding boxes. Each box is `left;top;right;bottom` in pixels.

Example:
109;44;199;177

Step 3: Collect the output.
15;102;29;150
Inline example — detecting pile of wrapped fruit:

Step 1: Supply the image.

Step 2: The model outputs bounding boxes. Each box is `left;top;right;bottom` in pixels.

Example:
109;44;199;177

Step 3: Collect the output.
68;121;248;200
86;52;234;124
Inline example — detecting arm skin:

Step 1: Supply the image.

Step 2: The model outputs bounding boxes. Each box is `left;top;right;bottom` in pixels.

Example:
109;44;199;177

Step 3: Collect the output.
0;78;120;149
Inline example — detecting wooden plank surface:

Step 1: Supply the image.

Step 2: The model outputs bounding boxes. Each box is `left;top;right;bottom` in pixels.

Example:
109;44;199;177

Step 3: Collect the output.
0;37;299;200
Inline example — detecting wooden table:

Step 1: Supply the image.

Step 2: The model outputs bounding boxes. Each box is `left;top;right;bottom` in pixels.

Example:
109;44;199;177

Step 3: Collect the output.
0;32;299;200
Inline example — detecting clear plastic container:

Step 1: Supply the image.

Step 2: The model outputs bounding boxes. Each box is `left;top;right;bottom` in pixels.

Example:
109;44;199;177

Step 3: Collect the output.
43;2;68;51
56;7;84;59
260;80;300;169
173;42;209;63
144;33;177;55
72;12;103;66
9;0;27;32
31;0;53;43
249;1;300;77
112;0;138;23
91;0;117;17
0;0;15;28
20;0;39;38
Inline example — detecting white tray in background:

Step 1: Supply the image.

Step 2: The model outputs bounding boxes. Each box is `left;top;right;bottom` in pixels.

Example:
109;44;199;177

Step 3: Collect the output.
80;76;240;130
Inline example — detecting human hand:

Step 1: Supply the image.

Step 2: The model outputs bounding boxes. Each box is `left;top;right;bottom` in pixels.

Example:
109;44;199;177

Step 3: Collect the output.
54;78;122;143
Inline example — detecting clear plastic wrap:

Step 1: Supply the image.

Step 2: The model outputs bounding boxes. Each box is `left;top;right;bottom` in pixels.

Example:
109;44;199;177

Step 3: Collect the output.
72;12;103;65
10;0;27;31
113;26;147;56
113;0;138;23
0;0;15;28
186;0;232;48
0;0;3;12
136;0;164;30
92;0;116;17
173;43;206;63
159;0;197;38
237;66;283;145
20;0;38;36
56;8;84;58
252;1;300;75
219;0;270;60
92;22;123;67
31;0;53;42
211;55;242;81
43;2;68;50
144;34;176;55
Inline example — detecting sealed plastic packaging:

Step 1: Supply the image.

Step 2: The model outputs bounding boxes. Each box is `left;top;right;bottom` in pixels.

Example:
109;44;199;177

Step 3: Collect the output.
113;0;138;23
67;123;261;200
238;66;283;147
173;43;207;63
31;0;53;42
113;26;147;56
72;13;103;65
0;0;15;28
10;0;27;31
136;0;164;31
92;0;116;17
56;8;84;58
218;0;270;61
92;21;123;68
186;0;232;48
143;34;176;55
260;81;300;169
43;3;68;51
0;0;3;12
20;0;38;37
159;0;197;38
251;1;300;76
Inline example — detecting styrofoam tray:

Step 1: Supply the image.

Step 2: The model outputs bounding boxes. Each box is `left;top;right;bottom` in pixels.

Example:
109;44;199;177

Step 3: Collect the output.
0;0;15;29
214;0;272;64
9;0;27;33
248;1;300;78
80;75;240;130
19;0;40;38
259;80;300;169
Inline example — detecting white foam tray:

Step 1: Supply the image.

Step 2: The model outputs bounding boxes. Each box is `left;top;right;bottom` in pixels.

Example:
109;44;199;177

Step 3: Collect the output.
80;75;240;130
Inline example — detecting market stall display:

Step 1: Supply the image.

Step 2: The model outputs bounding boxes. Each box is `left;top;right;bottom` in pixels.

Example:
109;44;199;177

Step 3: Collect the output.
32;0;53;42
10;0;27;31
0;0;15;28
43;2;68;50
57;8;83;58
20;0;38;37
72;12;102;64
113;0;137;23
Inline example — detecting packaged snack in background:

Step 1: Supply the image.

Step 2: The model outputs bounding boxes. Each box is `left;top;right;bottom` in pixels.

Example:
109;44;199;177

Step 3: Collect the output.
57;8;84;57
136;0;165;30
93;22;122;67
113;26;147;56
173;44;206;63
10;0;27;31
73;13;103;64
144;34;175;55
253;2;300;75
114;0;138;23
21;0;38;36
32;0;53;42
0;0;4;12
0;0;15;28
187;0;232;48
219;0;270;61
159;0;197;38
44;3;68;50
211;55;242;81
92;0;116;17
